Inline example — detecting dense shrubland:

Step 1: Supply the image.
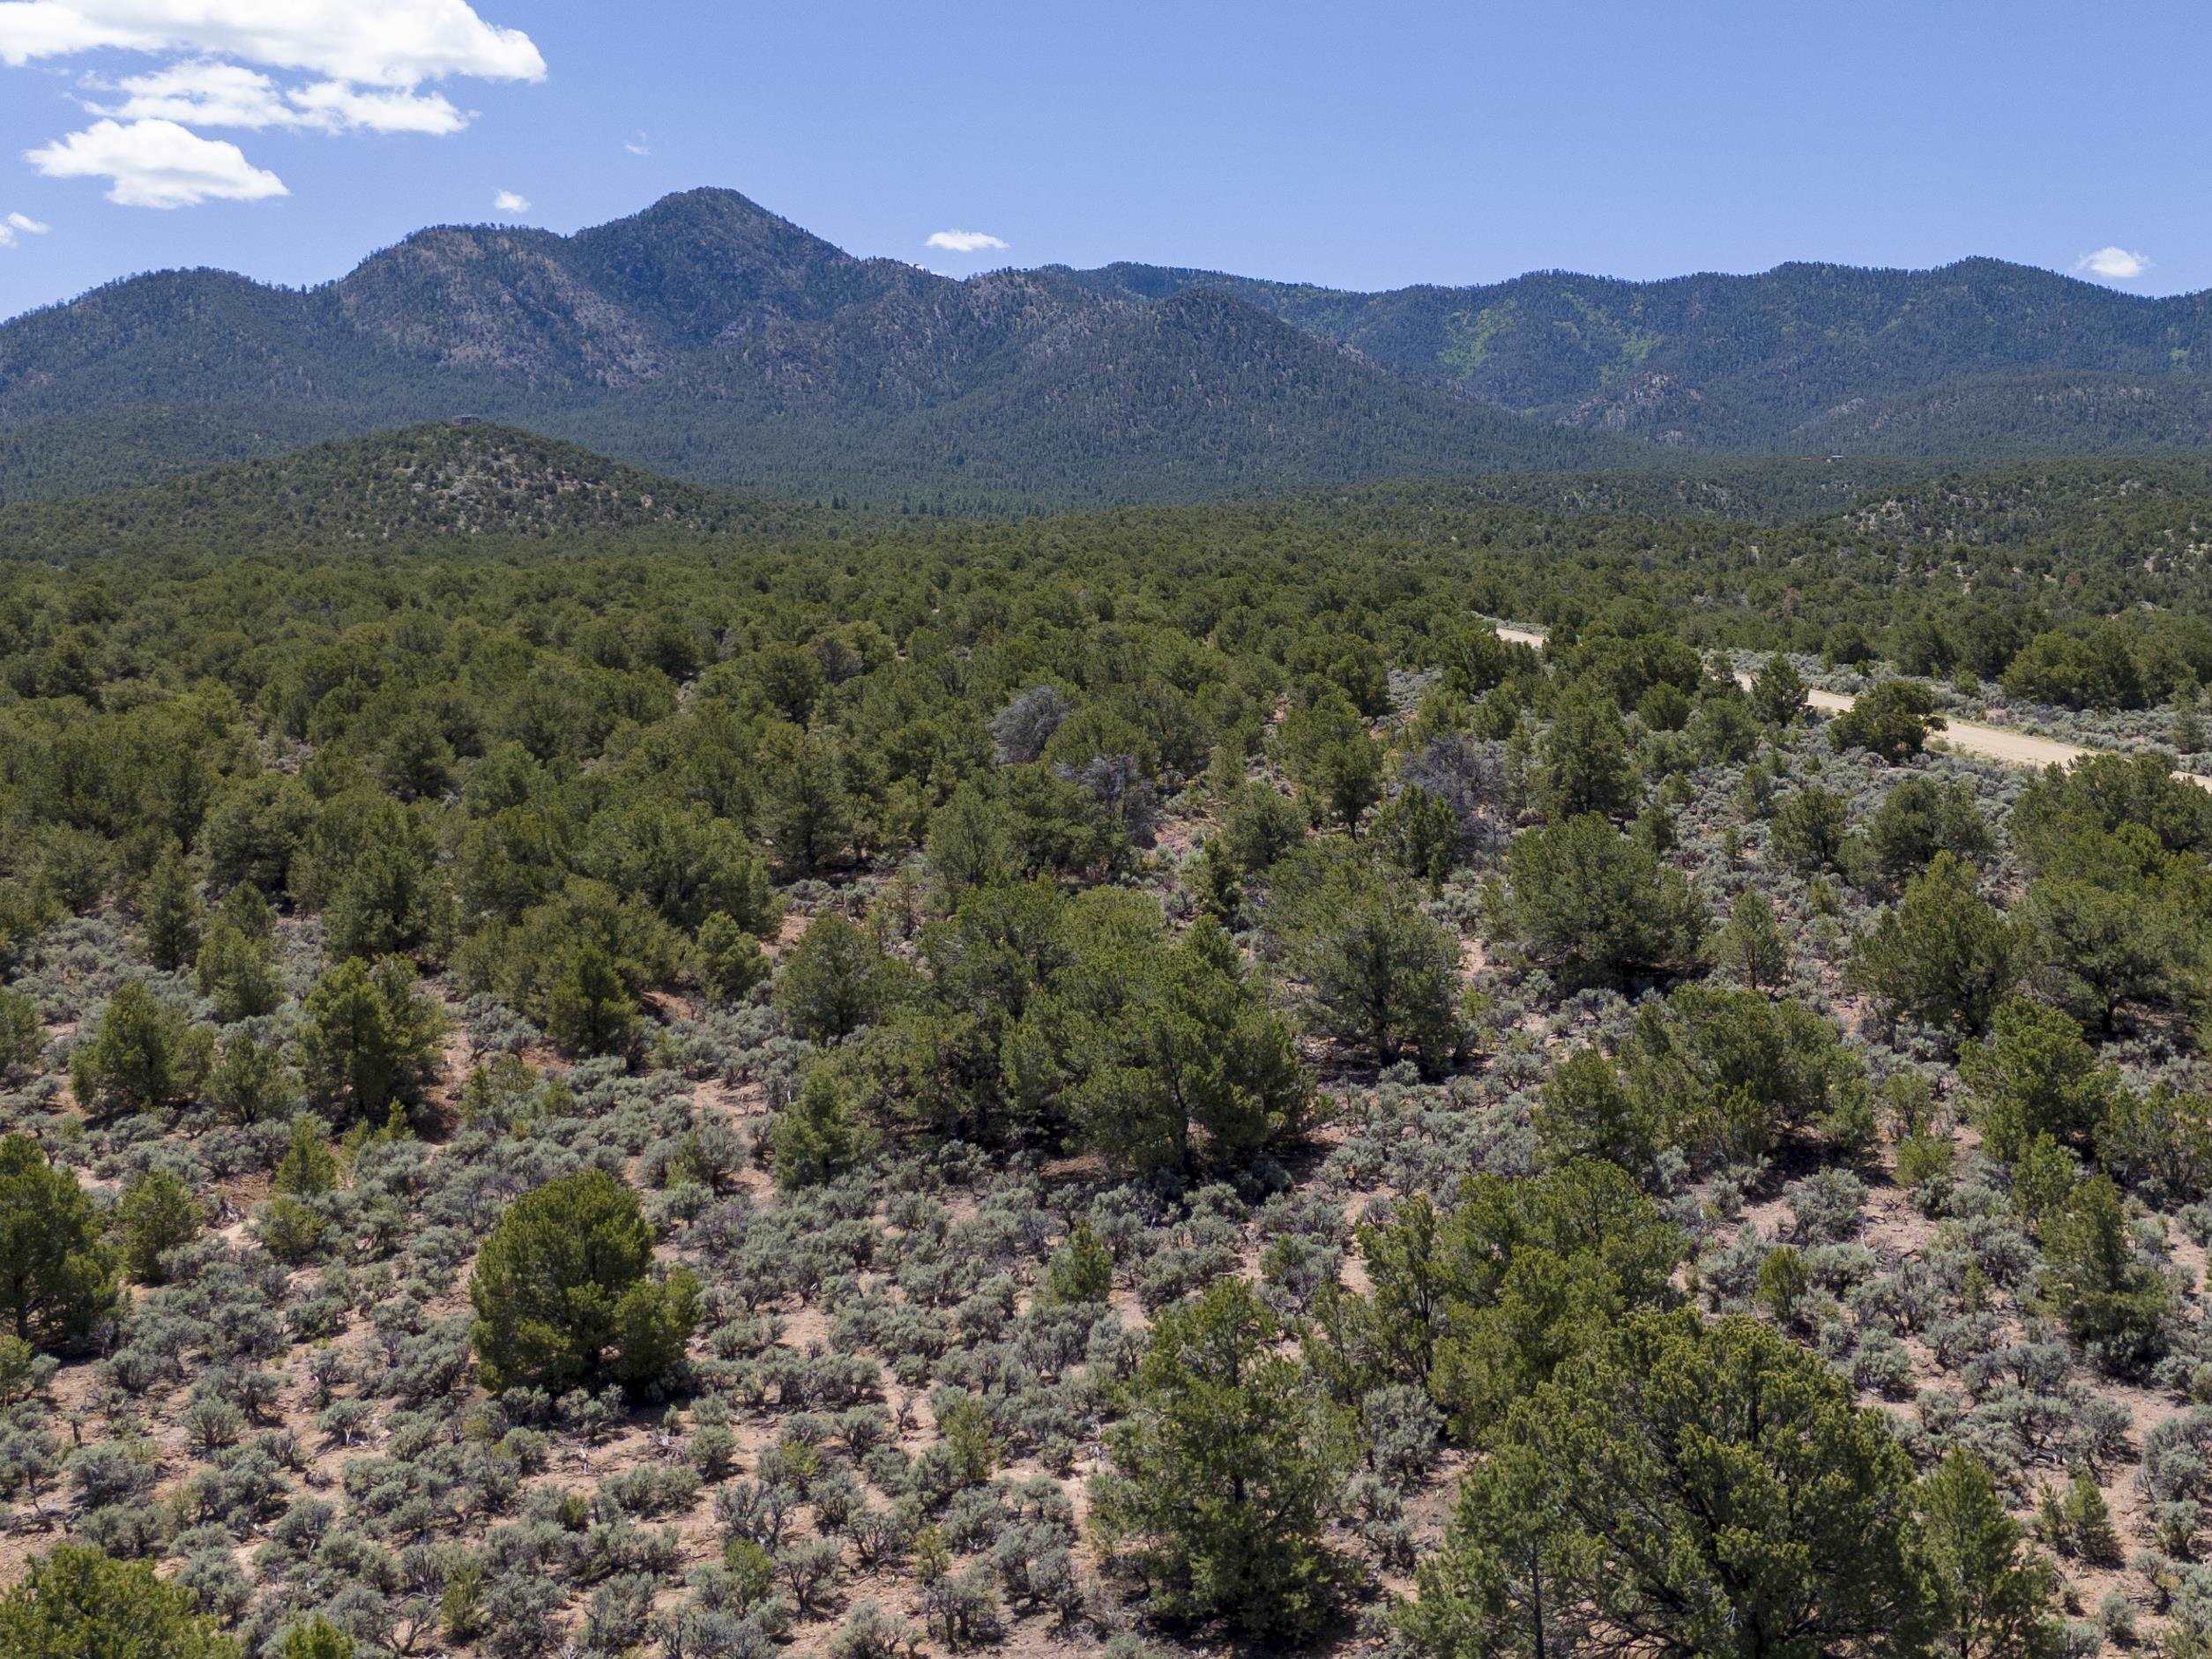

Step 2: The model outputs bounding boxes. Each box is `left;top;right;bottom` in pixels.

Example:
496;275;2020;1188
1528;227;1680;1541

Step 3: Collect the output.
7;471;2212;1655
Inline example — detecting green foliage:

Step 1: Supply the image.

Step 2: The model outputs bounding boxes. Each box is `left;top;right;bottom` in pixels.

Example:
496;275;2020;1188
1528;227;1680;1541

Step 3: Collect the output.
1325;1162;1683;1439
1374;783;1460;890
0;984;41;1081
2097;1083;2212;1206
112;1168;201;1284
0;1544;238;1657
2039;1173;2172;1374
770;1065;881;1188
70;980;213;1118
272;1116;340;1197
278;1616;357;1658
1828;678;1944;762
695;912;771;1005
1277;690;1383;832
1534;682;1635;820
1043;1222;1114;1306
1284;866;1462;1073
540;940;639;1058
1919;1447;2064;1659
468;1168;698;1395
1707;886;1790;992
193;919;281;1022
1500;814;1706;988
1221;783;1307;874
1857;776;1994;889
1771;785;1851;874
297;956;445;1124
1537;985;1866;1177
1404;1313;1931;1659
774;914;911;1044
1749;652;1809;725
2036;1468;2121;1565
206;1033;296;1127
138;852;202;971
0;1135;117;1349
1959;999;2118;1162
1060;916;1314;1174
1848;852;2018;1035
1095;1279;1352;1640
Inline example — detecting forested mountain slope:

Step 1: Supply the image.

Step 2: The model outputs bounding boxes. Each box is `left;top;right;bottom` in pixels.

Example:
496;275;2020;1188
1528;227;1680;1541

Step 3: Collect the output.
0;190;1626;508
11;189;2212;509
0;423;803;555
1067;256;2212;455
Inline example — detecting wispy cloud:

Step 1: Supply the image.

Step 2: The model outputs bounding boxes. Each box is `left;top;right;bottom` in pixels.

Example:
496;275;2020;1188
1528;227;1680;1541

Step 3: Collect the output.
26;116;287;208
2075;246;2152;281
492;188;530;214
91;62;468;135
623;131;650;156
0;210;52;247
926;228;1009;255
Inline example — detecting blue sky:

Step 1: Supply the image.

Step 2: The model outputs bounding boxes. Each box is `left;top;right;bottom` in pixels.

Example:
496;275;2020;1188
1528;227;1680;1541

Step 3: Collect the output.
0;0;2202;321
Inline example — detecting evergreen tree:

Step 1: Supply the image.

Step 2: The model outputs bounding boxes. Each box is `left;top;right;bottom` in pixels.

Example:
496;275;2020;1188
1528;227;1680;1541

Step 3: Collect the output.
112;1168;201;1284
297;956;445;1124
1408;1313;1933;1658
769;1064;879;1187
0;1135;117;1349
138;852;202;971
468;1167;699;1395
1848;852;2018;1036
773;914;910;1043
1094;1279;1352;1640
1287;870;1462;1073
1535;682;1635;821
1959;998;2118;1162
2041;1173;2172;1374
1501;815;1706;988
1708;886;1790;993
1749;653;1810;726
1920;1447;2063;1659
69;979;212;1118
1829;679;1945;762
0;1544;237;1657
540;939;638;1057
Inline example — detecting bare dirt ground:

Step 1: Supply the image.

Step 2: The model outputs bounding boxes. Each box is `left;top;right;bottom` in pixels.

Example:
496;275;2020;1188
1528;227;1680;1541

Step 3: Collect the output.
1494;622;2212;790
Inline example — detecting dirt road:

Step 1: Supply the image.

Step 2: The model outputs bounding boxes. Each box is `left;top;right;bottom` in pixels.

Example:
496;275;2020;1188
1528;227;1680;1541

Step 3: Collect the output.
1491;622;2210;787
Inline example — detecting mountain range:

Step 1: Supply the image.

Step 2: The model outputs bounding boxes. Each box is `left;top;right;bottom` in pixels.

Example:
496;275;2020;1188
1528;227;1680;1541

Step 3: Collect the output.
2;188;2208;509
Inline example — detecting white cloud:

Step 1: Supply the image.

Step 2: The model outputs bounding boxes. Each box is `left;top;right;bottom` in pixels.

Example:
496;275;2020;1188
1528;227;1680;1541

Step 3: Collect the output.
0;210;50;246
0;0;544;87
2076;246;2152;281
492;188;528;213
1;0;537;206
287;79;465;134
26;116;285;207
93;61;464;134
623;131;649;156
98;61;294;127
926;228;1008;255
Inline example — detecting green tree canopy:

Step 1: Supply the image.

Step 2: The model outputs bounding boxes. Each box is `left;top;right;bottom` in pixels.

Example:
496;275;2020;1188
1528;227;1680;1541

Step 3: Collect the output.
468;1166;699;1395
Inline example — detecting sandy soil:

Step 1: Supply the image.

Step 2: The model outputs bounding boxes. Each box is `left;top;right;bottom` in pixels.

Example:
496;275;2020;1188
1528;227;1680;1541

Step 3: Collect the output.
1493;622;2212;790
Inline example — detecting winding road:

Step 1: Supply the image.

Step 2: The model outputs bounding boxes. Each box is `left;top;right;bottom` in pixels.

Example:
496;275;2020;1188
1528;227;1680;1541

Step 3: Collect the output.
1492;623;2212;788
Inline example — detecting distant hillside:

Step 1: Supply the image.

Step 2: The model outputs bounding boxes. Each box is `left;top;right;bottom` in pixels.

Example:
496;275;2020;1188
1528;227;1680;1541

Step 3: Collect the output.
1065;257;2212;456
0;423;799;558
12;191;2212;511
0;190;1627;508
1821;458;2212;553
